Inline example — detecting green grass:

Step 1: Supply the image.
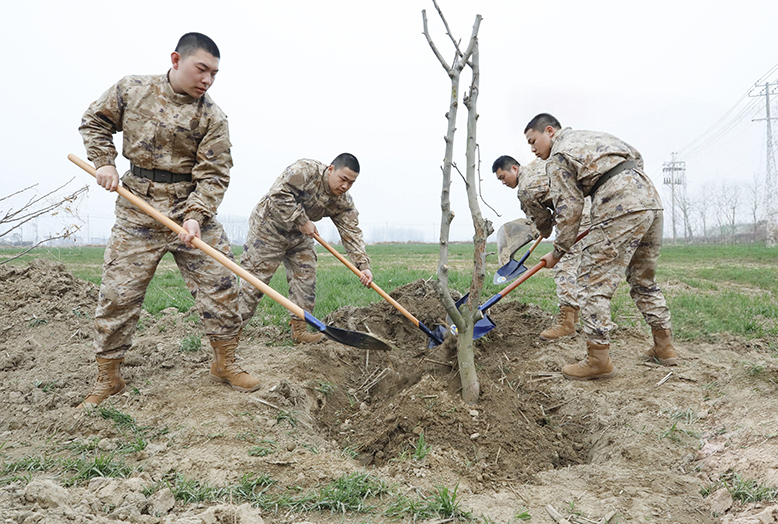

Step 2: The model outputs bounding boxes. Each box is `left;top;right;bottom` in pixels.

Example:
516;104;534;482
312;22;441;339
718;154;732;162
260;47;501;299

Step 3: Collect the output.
3;241;778;341
385;484;471;521
248;440;278;457
179;334;202;352
0;452;132;487
703;471;778;503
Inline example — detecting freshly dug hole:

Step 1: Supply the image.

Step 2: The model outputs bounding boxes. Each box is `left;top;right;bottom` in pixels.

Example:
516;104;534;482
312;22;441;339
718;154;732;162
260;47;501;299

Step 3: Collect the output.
317;279;592;481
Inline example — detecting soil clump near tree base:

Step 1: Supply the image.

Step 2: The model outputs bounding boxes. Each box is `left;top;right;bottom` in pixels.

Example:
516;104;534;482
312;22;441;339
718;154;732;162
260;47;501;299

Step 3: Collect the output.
1;258;778;523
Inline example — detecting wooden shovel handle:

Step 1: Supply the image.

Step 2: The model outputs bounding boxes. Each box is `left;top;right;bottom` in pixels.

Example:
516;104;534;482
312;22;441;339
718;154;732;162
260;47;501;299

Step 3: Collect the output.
68;154;306;319
313;233;422;328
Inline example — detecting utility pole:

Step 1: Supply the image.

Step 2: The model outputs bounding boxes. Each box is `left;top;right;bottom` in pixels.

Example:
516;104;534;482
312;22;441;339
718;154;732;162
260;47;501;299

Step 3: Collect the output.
750;81;778;246
663;152;686;244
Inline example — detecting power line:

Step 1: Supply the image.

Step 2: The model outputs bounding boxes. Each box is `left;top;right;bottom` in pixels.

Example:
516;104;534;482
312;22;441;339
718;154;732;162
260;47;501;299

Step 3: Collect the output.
677;61;778;159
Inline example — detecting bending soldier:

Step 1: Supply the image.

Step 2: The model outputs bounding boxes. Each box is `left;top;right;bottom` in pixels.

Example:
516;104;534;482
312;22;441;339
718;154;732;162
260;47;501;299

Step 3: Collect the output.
79;33;260;407
493;155;590;340
239;155;372;344
524;113;678;380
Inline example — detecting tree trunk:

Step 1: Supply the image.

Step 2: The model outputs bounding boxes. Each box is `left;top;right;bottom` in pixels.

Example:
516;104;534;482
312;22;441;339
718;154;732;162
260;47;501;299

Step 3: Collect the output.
422;2;484;404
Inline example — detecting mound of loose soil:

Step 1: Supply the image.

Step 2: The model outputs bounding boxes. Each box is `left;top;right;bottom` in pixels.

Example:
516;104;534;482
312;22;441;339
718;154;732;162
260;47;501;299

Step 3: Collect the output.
2;259;778;523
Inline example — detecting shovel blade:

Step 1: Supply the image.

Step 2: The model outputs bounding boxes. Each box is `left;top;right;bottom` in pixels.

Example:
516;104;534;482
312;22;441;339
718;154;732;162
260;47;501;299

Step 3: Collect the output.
427;324;451;349
304;311;391;351
496;219;536;266
429;313;495;347
322;325;392;351
473;313;496;340
493;261;529;284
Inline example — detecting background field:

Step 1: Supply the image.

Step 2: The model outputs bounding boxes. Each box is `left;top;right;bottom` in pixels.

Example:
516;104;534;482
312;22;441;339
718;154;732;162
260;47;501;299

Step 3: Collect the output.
2;241;777;342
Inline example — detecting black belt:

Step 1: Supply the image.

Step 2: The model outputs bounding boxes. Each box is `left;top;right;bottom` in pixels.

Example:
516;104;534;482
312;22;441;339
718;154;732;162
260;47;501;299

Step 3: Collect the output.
589;160;636;198
130;164;191;183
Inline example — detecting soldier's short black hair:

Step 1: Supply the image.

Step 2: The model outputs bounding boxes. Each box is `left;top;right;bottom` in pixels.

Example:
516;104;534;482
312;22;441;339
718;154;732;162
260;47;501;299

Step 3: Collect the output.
524;113;561;134
492;155;520;173
331;153;360;174
176;32;220;59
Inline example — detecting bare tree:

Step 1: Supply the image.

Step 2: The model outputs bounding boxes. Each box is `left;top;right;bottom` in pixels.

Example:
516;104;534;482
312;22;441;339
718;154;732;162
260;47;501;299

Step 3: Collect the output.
1;179;87;264
220;214;249;246
695;184;711;243
747;173;762;242
723;181;740;243
713;182;729;243
677;189;694;243
423;1;487;404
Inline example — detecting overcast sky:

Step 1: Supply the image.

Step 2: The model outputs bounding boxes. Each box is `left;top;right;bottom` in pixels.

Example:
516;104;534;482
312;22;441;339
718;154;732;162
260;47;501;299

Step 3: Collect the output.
3;1;778;244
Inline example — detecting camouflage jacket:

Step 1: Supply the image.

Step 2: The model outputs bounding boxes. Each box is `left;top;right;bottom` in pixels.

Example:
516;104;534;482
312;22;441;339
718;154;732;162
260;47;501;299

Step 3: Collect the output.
79;73;233;226
547;127;662;258
250;159;370;270
517;159;554;238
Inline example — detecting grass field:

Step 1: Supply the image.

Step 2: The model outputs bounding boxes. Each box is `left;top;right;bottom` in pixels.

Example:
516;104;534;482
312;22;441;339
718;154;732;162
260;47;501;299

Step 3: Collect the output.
2;241;777;341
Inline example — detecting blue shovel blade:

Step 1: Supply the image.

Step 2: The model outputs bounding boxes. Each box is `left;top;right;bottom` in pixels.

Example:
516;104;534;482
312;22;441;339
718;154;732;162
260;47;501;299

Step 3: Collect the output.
430;304;496;347
428;324;453;349
493;260;529;285
473;313;496;340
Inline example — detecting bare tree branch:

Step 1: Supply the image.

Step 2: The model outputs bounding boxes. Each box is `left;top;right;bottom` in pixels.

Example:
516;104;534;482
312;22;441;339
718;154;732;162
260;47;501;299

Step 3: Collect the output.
475;144;499;217
1;184;87;239
432;0;464;60
421;10;452;73
451;162;467;185
0;228;81;265
0;178;88;260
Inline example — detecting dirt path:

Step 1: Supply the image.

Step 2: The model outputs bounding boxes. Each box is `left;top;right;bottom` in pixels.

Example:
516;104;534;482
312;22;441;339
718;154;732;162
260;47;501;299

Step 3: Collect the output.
1;258;777;523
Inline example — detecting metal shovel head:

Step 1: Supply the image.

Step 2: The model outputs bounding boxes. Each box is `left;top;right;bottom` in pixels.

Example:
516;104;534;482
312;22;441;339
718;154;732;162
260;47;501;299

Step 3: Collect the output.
322;325;392;351
493;259;528;285
473;313;496;340
494;219;537;285
303;311;392;351
430;312;495;346
428;324;453;349
429;293;495;346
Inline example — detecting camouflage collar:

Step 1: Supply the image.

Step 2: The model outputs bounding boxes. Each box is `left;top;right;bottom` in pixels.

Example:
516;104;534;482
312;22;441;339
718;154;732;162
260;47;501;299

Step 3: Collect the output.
164;70;198;105
550;126;572;153
321;164;337;197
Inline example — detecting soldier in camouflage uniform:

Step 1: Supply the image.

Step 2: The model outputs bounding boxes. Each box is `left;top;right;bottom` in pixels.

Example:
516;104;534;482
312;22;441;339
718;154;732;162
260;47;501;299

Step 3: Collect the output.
239;155;372;344
524;113;677;380
493;155;591;340
78;33;260;407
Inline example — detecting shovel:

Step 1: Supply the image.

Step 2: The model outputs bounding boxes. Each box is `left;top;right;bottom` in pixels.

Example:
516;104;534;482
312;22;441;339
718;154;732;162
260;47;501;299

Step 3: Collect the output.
493;219;538;284
494;234;543;285
68;154;391;352
471;227;591;340
313;233;444;347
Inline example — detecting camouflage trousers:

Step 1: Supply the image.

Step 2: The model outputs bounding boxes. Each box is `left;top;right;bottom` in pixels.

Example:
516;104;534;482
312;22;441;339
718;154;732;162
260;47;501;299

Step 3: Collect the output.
553;198;591;309
554;242;582;309
239;223;317;325
94;195;241;359
577;209;672;345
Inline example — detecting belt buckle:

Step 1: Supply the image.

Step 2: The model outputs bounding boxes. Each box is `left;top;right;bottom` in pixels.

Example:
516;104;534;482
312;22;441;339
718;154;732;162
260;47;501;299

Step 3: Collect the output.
156;170;172;183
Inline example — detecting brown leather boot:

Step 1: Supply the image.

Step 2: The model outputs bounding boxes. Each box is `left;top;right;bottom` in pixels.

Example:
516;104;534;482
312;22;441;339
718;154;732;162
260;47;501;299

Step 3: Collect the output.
540;306;579;340
290;318;323;344
210;338;261;392
562;341;616;380
644;328;678;366
81;357;126;408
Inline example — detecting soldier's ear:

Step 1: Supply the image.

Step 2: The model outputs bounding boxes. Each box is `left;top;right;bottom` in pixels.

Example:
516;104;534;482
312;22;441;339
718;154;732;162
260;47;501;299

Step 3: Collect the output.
171;52;182;70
